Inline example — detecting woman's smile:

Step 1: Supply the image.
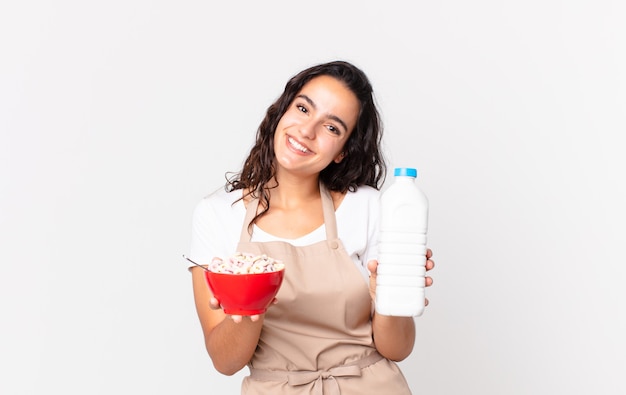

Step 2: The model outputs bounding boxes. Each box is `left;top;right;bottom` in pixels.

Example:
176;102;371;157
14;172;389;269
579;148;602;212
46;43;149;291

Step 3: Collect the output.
287;135;313;154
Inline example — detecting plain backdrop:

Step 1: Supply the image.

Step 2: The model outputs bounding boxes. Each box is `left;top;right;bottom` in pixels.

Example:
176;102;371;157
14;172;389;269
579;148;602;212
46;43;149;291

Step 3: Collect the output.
1;1;625;394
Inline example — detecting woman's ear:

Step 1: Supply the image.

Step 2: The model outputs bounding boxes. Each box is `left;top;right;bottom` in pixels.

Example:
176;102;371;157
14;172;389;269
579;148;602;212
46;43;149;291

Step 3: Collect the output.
334;151;346;163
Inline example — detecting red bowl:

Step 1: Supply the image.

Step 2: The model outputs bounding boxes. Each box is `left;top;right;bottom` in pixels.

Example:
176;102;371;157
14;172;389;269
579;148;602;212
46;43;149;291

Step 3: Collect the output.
204;268;285;315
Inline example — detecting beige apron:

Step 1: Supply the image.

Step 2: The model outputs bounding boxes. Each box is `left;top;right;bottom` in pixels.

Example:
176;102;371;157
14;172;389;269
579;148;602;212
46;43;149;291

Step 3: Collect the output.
236;185;412;395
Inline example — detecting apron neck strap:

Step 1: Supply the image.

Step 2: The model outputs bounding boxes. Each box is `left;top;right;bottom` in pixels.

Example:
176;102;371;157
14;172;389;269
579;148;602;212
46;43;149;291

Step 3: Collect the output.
240;190;259;243
320;183;338;240
239;182;339;243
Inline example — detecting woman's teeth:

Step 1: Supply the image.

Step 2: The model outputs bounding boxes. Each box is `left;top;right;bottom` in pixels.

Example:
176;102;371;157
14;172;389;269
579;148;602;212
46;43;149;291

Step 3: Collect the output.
288;137;309;153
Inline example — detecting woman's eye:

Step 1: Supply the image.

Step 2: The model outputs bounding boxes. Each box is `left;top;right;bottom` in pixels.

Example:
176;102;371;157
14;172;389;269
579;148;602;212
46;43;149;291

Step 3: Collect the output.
326;125;340;135
296;105;307;113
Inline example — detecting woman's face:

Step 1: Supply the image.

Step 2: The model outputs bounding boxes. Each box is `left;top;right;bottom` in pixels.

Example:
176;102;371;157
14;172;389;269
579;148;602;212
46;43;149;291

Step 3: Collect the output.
273;75;360;178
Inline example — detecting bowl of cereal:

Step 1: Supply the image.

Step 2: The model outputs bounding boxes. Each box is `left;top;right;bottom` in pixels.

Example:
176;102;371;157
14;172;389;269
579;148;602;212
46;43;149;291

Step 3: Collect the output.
204;252;285;315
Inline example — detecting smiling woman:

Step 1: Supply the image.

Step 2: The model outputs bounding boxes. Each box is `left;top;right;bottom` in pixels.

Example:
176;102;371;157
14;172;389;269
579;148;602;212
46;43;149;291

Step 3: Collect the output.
185;60;436;394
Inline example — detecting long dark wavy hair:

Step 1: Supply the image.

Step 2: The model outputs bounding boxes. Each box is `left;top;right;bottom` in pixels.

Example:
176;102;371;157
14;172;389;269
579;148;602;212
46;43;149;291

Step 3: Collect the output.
226;60;387;220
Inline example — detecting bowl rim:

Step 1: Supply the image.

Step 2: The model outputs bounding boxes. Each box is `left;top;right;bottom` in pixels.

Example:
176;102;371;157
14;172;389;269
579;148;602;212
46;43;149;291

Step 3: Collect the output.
205;267;285;275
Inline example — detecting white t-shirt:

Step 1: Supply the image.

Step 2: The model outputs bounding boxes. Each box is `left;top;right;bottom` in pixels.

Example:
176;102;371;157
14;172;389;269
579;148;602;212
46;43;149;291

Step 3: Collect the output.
187;185;382;281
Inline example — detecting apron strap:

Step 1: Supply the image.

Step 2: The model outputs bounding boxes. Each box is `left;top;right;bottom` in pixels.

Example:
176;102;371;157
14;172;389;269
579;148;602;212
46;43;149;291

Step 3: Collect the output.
239;182;339;243
319;183;338;240
240;191;260;243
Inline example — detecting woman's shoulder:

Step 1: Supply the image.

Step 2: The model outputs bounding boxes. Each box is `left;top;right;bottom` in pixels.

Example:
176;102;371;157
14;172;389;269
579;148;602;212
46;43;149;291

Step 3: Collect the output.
338;185;381;212
194;186;243;217
201;186;241;204
345;185;381;202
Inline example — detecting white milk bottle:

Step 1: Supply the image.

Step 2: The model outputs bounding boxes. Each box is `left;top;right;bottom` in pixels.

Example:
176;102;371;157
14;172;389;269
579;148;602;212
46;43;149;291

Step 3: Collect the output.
375;167;429;317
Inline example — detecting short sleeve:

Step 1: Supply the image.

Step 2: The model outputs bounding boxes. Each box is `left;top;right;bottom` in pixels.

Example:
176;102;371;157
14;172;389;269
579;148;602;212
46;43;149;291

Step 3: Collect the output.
186;189;243;270
335;186;381;281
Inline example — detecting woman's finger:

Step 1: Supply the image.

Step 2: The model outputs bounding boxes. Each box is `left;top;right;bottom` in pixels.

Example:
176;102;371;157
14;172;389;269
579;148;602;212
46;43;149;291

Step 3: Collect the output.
209;297;221;310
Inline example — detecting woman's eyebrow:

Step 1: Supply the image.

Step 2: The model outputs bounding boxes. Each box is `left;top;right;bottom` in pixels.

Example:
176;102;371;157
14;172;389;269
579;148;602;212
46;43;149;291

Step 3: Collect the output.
296;94;349;133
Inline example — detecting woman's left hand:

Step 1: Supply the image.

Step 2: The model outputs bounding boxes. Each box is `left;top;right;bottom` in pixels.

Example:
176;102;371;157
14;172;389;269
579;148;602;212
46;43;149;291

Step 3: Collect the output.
368;248;435;306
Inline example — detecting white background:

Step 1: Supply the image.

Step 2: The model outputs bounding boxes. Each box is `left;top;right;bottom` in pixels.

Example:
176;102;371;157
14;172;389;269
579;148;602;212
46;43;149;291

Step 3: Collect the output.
1;1;625;394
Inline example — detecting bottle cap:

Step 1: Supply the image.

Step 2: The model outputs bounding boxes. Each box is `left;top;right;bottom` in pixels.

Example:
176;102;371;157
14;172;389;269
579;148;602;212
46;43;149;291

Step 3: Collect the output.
394;167;417;177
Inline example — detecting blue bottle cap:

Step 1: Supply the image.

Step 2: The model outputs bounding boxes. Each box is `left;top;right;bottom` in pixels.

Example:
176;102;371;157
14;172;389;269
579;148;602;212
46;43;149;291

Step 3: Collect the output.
394;167;417;177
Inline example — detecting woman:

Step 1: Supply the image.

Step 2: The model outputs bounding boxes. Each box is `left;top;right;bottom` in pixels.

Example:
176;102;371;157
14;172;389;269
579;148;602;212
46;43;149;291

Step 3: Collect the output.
187;60;435;394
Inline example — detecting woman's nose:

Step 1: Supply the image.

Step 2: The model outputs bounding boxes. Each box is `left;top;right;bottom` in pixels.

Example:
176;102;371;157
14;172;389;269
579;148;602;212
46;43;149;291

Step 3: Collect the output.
298;118;316;139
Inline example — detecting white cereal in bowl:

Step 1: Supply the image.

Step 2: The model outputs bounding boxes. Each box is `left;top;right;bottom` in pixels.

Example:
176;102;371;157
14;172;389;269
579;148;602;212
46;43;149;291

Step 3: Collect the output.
209;252;285;274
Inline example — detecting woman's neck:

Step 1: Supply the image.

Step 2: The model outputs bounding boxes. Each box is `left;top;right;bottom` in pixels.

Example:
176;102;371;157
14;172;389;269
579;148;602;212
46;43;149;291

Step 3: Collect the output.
269;175;321;210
